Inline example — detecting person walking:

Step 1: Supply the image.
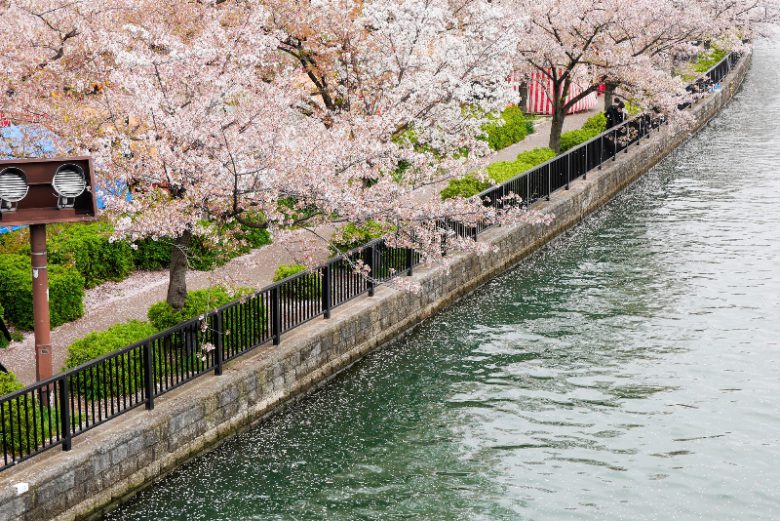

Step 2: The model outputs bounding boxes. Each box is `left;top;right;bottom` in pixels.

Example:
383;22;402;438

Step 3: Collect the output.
605;97;621;129
616;99;626;124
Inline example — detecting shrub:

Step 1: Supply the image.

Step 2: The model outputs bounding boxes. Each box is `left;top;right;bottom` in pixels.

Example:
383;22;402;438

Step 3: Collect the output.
0;371;74;456
581;113;607;134
330;221;393;254
133;222;272;273
0;398;60;456
0;371;23;397
278;196;321;223
624;101;642;116
0;228;29;255
485;148;557;184
239;224;272;250
441;146;557;200
150;285;264;358
516;147;557;166
147;285;251;331
487;161;532;184
0;302;6;349
0;255;85;330
560;129;596;152
132;238;172;271
440;175;492;200
694;46;729;73
480;106;535;151
45;222;135;288
64;320;158;399
273;263;307;282
273;264;322;300
188;235;225;271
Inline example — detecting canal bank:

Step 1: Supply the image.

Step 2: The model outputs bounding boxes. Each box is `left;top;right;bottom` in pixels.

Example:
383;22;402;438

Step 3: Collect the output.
108;39;780;520
0;52;752;521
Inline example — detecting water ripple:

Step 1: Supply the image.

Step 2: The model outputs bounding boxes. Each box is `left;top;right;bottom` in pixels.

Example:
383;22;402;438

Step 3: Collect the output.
106;41;780;521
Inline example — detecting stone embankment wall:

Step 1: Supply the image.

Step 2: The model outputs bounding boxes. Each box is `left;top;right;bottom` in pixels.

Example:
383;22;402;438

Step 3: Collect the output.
0;52;751;521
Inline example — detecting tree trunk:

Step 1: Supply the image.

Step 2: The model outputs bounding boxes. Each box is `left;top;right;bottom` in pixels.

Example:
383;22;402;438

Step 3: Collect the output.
604;82;618;111
166;230;192;310
518;81;529;111
548;105;566;153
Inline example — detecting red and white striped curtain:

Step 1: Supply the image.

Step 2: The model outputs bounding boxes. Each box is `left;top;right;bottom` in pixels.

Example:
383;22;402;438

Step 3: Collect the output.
510;72;598;115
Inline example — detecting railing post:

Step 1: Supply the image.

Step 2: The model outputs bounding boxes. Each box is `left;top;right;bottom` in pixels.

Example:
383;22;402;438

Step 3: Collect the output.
143;341;154;410
214;311;224;375
546;164;551;201
322;264;332;318
624;123;630;154
598;135;603;170
584;144;588;180
271;286;281;346
58;376;72;451
406;248;414;276
566;153;571;190
365;245;375;297
613;128;617;161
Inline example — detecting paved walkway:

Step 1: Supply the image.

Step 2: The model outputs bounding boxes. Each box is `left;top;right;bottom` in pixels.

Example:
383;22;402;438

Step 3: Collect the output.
492;109;597;162
0;109;598;385
0;227;336;384
408;108;599;204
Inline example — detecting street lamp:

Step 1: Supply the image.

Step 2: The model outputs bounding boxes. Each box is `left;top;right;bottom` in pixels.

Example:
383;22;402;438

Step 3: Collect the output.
0;167;29;211
53;164;87;208
0;157;97;381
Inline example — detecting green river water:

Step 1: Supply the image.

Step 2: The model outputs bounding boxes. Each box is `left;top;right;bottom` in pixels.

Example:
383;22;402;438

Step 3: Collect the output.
105;42;780;521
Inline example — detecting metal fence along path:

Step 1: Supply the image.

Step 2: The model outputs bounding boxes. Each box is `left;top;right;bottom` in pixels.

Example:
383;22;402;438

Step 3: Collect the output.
0;51;741;472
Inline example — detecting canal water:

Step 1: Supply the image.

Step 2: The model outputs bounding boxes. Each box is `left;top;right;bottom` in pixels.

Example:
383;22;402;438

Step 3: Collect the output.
105;43;780;521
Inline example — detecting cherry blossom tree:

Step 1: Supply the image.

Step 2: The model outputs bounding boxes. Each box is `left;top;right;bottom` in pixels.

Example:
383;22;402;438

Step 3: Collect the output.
506;0;780;152
5;0;770;310
504;0;693;151
1;0;538;309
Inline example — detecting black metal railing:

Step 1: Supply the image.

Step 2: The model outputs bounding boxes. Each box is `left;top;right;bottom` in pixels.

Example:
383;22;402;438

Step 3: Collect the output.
0;50;742;472
473;110;655;232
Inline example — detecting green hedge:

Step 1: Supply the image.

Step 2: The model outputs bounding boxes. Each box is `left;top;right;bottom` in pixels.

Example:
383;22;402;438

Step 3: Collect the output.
273;264;322;300
559;129;595;152
516;147;557;166
560;113;608;152
47;222;135;288
486;162;524;184
330;221;392;254
480;106;535;151
443;111;608;199
133;222;272;272
694;46;729;73
132;238;173;271
147;285;251;331
441;147;556;200
0;302;6;349
0;371;69;455
0;371;23;397
148;285;264;356
64;320;159;399
581;113;607;134
440;176;492;200
0;255;85;330
0;223;135;288
0;229;29;255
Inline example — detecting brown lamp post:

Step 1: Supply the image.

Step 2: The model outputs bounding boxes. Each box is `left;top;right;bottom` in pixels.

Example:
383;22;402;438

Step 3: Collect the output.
0;157;97;381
